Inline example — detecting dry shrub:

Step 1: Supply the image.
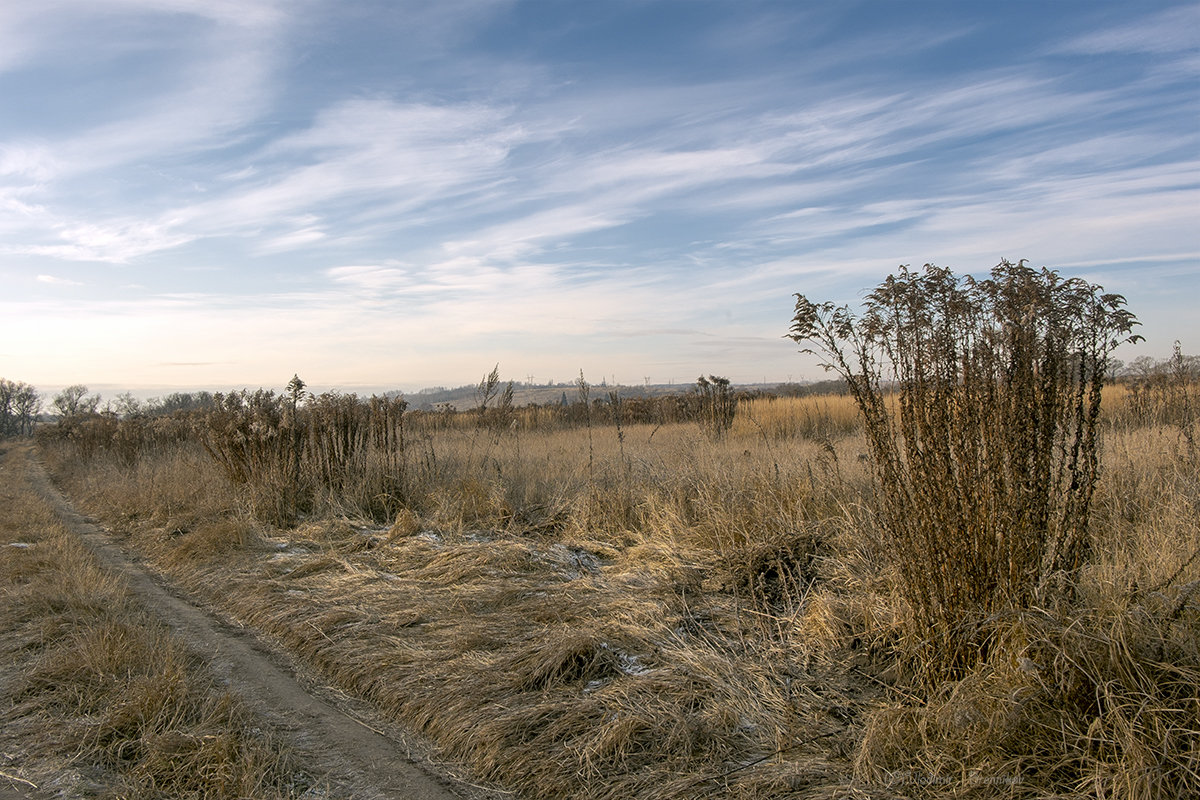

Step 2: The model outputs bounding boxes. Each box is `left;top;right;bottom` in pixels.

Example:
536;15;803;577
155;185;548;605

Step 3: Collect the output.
172;385;409;525
789;260;1141;681
694;375;738;439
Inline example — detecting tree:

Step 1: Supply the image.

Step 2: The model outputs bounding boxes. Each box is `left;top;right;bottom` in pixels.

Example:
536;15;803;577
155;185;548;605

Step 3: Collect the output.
52;384;101;418
13;383;42;434
0;379;17;436
153;391;216;415
284;374;308;520
0;379;41;436
110;392;144;418
1126;354;1160;379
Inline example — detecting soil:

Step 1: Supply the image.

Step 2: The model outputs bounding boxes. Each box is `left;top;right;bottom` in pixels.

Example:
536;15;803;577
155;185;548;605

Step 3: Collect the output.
24;452;505;800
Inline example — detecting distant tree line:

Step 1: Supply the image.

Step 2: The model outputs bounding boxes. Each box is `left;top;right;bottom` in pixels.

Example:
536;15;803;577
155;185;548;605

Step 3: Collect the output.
107;391;219;417
1117;345;1200;381
1113;342;1198;430
1;380;233;438
48;387;220;420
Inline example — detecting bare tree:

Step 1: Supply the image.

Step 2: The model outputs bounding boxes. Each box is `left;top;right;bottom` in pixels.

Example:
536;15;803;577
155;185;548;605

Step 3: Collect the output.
110;392;144;418
13;383;41;434
0;379;13;436
52;384;101;418
0;379;41;436
152;391;216;415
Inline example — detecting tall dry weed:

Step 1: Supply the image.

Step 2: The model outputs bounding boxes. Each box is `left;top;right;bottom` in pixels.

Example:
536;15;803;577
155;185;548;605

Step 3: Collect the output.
789;261;1141;681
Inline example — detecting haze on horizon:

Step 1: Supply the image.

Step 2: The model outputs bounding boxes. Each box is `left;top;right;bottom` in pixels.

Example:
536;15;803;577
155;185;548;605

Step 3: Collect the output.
2;0;1197;397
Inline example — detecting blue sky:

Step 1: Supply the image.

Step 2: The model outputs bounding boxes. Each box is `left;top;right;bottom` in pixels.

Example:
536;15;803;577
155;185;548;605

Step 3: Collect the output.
2;0;1197;395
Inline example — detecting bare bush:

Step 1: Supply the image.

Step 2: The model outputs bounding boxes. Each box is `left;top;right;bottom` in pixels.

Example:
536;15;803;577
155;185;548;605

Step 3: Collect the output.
788;260;1141;681
693;375;736;439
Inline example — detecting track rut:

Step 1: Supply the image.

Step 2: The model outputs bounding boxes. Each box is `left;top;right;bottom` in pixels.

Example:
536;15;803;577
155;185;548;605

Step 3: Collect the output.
26;450;495;800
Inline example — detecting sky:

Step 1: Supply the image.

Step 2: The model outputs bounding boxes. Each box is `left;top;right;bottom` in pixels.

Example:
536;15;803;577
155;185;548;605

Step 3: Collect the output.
1;0;1197;397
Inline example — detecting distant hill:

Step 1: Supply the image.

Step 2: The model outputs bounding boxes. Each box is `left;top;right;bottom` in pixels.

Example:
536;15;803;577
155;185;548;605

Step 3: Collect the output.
398;381;686;411
397;378;844;411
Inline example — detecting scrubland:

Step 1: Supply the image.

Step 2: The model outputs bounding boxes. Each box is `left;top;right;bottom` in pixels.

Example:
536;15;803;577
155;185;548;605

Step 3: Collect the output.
30;375;1200;799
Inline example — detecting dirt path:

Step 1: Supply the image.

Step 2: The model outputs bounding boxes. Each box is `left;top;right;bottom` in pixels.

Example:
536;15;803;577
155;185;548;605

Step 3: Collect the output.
25;452;498;800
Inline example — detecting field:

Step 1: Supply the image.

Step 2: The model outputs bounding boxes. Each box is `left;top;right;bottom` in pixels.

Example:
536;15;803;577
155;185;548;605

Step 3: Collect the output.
19;371;1200;799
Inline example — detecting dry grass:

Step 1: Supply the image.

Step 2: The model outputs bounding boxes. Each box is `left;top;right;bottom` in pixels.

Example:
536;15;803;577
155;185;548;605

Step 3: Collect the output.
0;442;315;799
735;393;863;442
32;360;1200;798
39;423;876;798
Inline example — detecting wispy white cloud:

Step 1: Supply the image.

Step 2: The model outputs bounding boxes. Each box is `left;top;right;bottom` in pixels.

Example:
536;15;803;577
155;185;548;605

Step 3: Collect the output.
36;273;83;286
22;220;196;263
1060;4;1200;55
2;2;1196;387
0;144;58;181
0;0;294;264
58;46;276;175
256;226;327;253
164;99;531;248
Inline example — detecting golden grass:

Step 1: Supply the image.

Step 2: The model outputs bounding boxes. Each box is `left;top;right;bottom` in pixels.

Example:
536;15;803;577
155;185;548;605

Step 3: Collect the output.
33;387;1200;799
735;393;862;442
0;442;313;799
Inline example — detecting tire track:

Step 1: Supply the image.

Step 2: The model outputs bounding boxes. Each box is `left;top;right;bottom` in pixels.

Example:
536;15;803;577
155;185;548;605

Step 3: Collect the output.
26;451;488;800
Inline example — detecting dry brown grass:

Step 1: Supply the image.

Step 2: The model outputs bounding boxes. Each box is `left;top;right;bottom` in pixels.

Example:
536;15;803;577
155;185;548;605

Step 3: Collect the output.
735;393;863;442
33;365;1200;798
39;422;876;798
0;442;315;799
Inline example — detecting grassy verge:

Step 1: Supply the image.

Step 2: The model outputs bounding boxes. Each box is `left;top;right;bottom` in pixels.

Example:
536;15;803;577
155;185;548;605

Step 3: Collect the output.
0;442;315;799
